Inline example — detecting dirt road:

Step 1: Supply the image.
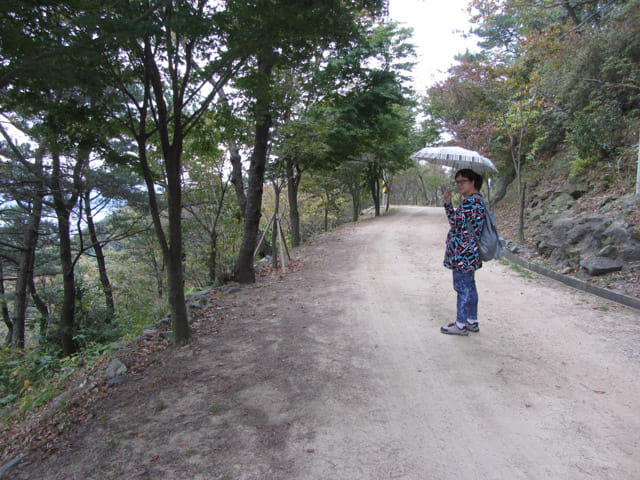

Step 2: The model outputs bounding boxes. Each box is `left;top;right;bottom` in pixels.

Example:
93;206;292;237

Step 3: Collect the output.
10;206;640;480
289;206;640;480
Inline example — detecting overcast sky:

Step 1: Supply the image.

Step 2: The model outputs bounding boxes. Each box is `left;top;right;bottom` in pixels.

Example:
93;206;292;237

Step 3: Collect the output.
388;0;478;93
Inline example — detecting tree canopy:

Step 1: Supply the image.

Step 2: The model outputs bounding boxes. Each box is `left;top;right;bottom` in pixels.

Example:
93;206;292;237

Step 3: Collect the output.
426;0;640;186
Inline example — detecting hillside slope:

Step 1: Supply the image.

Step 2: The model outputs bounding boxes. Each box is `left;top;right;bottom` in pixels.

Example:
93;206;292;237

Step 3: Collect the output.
494;167;640;301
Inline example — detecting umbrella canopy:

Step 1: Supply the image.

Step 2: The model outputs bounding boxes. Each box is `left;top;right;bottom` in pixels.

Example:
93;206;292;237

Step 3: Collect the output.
411;146;498;174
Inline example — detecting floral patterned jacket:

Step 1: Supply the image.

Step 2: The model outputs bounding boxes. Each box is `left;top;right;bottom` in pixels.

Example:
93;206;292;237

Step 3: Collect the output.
443;193;486;273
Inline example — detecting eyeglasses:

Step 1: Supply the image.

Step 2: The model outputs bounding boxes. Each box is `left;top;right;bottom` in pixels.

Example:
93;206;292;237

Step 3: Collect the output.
455;179;470;185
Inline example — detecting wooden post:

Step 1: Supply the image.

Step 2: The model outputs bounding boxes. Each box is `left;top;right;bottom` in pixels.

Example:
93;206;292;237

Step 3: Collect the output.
254;214;275;259
278;219;291;261
276;219;286;273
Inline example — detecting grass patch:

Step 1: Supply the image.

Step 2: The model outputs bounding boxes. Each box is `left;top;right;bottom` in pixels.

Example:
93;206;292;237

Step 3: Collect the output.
102;435;120;449
509;263;536;279
594;304;611;312
153;399;166;413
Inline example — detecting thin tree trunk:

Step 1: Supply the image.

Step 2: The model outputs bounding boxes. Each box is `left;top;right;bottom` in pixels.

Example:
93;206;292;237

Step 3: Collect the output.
84;190;115;320
417;174;429;205
385;178;390;212
229;142;247;216
351;184;360;222
286;156;301;247
165;147;190;343
143;39;191;344
55;208;77;356
29;276;50;333
370;172;381;217
219;90;247;216
11;185;43;349
236;57;273;284
518;182;527;243
150;253;164;298
0;259;13;346
51;146;87;356
208;231;218;284
10;148;45;349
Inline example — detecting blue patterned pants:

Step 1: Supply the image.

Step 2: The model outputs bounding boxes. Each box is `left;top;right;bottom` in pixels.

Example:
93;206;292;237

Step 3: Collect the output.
452;270;478;325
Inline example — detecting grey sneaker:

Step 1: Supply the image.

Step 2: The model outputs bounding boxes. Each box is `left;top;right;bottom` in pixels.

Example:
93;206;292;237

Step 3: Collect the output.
440;322;469;336
466;322;479;333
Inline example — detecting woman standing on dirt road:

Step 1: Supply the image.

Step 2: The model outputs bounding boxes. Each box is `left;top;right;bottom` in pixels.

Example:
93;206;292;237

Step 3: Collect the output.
441;168;486;336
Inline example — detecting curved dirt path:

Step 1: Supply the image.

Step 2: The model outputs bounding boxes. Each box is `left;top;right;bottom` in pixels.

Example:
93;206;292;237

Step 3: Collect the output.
9;206;640;480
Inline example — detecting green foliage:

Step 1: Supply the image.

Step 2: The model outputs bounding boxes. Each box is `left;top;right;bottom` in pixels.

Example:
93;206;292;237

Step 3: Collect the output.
0;0;401;413
427;0;640;194
107;245;169;335
568;105;625;162
568;156;593;178
69;270;117;342
0;335;115;418
297;173;351;235
0;348;62;412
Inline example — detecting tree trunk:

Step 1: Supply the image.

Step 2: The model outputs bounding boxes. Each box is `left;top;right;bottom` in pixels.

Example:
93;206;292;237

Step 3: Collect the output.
236;58;273;284
208;231;218;284
84;190;115;320
370;172;381;217
286;156;302;247
518;182;527;243
141;45;190;344
151;253;164;298
417;174;429;205
11;183;43;349
29;276;50;334
351;183;360;222
54;203;78;356
219;89;247;216
165;147;190;344
229;142;247;216
385;178;390;212
0;259;13;346
51;146;88;356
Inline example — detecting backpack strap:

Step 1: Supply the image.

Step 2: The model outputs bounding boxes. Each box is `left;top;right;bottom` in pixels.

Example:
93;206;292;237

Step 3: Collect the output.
463;195;485;239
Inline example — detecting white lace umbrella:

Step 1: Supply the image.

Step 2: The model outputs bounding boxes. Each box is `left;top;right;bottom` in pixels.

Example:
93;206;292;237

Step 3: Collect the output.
411;146;498;174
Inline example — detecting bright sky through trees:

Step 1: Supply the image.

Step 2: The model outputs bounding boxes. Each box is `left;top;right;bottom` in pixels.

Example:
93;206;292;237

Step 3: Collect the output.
388;0;478;93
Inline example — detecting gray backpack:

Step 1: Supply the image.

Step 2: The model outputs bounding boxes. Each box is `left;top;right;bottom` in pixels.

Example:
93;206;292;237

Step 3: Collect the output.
468;203;505;262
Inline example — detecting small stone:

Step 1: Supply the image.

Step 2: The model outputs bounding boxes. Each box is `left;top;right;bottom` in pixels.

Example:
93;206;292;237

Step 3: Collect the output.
107;375;126;387
52;390;73;408
598;245;618;259
580;256;623;276
160;331;173;341
105;358;127;379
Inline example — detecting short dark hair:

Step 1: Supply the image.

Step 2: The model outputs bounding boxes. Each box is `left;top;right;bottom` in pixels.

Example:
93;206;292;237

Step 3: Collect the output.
455;169;483;191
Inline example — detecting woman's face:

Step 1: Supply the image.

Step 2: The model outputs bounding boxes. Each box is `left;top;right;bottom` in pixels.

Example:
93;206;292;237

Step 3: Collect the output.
455;175;476;197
